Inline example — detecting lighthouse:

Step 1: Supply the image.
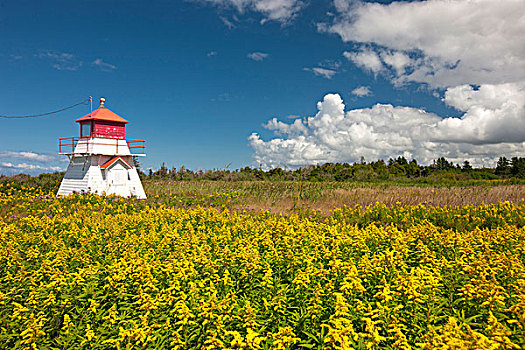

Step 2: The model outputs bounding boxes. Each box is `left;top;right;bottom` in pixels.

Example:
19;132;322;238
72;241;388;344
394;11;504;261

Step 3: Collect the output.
57;98;147;199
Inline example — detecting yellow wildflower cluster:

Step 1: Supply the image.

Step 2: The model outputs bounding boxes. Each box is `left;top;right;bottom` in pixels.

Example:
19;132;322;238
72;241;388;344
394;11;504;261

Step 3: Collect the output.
0;183;524;349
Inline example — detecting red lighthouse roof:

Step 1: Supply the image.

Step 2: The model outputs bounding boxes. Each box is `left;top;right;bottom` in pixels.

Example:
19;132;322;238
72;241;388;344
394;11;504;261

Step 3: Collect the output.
75;98;129;124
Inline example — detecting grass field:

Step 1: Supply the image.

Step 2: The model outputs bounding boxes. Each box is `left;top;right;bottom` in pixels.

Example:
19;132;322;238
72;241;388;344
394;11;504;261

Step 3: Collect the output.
1;180;525;349
143;180;525;215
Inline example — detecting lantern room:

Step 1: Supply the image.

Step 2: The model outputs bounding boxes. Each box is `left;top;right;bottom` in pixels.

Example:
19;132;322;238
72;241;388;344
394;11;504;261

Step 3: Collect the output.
75;98;128;139
59;97;145;156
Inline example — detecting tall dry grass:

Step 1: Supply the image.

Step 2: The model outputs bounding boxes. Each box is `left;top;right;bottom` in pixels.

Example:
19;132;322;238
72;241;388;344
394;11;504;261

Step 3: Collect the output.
245;185;525;214
143;180;525;214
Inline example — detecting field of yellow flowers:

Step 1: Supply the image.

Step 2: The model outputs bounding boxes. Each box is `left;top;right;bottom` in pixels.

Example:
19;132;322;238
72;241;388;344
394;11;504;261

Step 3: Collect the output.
1;182;525;349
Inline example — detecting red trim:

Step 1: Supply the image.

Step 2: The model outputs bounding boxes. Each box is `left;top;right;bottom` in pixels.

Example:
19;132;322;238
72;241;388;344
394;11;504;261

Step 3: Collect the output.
58;137;145;154
100;156;133;169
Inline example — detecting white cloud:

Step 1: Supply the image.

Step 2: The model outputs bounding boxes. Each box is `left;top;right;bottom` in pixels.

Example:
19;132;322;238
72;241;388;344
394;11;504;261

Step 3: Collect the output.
199;0;304;24
379;50;412;76
246;0;525;168
0;162;63;171
430;82;525;144
220;16;236;28
36;51;118;72
332;0;352;13
207;51;218;57
247;52;269;61
0;151;68;175
254;0;303;23
37;51;82;71
0;162;64;176
319;59;341;71
249;92;525;168
324;0;525;88
92;58;117;71
0;151;67;163
264;117;309;136
351;86;371;97
304;67;337;79
0;151;65;162
343;49;383;74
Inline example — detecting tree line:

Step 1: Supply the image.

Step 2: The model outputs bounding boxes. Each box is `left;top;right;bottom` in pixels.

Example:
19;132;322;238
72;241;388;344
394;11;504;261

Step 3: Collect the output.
139;156;525;182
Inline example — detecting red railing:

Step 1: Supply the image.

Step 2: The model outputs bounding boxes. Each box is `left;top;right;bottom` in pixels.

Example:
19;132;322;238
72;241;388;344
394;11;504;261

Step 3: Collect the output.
126;139;145;154
59;137;146;155
59;137;78;154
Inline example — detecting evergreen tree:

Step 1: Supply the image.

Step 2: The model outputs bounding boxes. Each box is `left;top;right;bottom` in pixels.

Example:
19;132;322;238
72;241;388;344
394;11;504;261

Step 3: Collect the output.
462;160;473;171
436;157;452;170
511;157;525;179
157;162;168;178
495;157;510;176
396;156;408;167
406;160;420;177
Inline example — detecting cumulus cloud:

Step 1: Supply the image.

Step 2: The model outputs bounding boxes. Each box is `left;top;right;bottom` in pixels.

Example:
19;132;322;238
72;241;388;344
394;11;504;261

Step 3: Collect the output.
324;0;525;88
304;67;337;79
351;86;371;97
198;0;304;24
430;82;525;144
246;0;525;167
249;91;525;168
248;0;525;168
264;117;309;136
247;52;269;61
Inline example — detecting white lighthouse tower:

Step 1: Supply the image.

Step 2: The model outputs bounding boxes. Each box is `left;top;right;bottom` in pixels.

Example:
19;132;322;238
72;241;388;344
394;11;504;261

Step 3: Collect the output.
57;98;147;199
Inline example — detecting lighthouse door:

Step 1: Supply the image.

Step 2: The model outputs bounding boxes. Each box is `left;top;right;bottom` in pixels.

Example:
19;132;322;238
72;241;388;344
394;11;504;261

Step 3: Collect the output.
113;169;126;183
109;165;129;197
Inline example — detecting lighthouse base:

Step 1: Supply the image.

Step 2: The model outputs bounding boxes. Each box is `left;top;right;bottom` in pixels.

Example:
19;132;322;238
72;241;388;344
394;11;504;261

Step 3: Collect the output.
57;155;147;199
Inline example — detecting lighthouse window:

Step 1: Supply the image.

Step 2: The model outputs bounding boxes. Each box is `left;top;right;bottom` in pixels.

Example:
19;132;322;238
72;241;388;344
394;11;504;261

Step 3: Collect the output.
81;123;91;137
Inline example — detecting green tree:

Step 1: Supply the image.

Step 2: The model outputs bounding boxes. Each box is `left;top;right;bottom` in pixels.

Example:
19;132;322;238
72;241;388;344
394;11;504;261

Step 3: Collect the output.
511;157;525;179
462;160;473;171
495;157;510;177
406;159;421;177
436;157;452;170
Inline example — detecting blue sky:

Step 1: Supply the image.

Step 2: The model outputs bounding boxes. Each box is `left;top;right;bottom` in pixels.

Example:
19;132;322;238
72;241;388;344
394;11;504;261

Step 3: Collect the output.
1;0;524;174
